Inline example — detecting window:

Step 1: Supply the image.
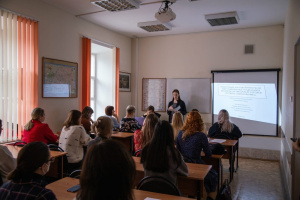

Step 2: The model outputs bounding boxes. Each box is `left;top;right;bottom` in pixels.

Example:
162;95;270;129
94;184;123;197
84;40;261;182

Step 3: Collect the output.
0;10;38;142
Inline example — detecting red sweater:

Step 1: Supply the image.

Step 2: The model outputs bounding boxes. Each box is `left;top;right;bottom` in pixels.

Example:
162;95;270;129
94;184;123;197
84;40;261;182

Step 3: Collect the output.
22;120;58;144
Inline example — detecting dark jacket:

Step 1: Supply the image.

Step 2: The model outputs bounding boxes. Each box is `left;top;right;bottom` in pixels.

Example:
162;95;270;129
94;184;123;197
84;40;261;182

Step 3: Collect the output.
208;122;242;139
167;99;187;123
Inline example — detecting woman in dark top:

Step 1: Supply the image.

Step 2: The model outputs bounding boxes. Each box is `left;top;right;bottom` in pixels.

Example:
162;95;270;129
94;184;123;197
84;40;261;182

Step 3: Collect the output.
81;106;94;135
0;142;57;200
141;120;188;186
208;109;242;139
167;89;187;123
176;111;217;200
76;140;136;200
88;116;113;148
119;105;141;133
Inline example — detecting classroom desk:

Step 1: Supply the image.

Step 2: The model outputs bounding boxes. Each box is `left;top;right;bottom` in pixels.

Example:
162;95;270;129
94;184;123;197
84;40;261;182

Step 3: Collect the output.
46;177;192;200
111;132;134;154
208;138;238;182
3;144;67;179
133;156;211;200
201;152;223;191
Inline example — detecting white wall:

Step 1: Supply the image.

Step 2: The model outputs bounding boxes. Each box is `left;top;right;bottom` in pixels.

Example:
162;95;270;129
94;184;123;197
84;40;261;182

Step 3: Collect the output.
0;0;132;132
281;0;300;199
134;25;284;152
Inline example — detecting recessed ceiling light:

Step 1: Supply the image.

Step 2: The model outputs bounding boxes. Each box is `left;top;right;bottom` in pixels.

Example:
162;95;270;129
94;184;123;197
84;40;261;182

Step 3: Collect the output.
91;0;140;12
138;21;172;32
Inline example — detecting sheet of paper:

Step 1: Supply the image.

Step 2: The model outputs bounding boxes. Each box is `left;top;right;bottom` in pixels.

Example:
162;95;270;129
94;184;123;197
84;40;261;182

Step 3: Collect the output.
168;106;181;112
210;139;226;143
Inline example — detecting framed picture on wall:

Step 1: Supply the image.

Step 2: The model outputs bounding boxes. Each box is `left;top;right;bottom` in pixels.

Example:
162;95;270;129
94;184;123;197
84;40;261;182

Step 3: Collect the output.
42;57;78;98
119;72;131;92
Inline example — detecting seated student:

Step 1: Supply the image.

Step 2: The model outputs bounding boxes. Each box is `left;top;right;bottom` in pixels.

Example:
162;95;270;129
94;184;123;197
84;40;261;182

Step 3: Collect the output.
176;111;217;200
119;105;141;133
141;120;188;186
22;107;58;144
208;109;242;139
172;112;184;142
81;106;94;134
142;105;161;118
0;142;57;199
0;119;16;185
76;140;136;200
134;114;158;153
104;106;120;130
293;138;300;152
59;110;92;170
88;116;113;148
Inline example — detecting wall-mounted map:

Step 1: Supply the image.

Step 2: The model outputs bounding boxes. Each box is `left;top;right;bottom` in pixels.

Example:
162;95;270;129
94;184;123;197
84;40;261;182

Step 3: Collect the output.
42;57;78;98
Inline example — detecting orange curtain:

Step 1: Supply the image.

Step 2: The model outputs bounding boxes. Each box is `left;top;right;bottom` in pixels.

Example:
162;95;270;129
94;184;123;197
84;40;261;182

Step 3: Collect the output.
115;48;120;115
17;17;39;139
81;38;91;110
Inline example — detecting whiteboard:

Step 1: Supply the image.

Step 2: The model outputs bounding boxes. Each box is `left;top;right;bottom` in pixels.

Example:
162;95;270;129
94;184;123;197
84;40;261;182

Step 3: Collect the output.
166;78;211;113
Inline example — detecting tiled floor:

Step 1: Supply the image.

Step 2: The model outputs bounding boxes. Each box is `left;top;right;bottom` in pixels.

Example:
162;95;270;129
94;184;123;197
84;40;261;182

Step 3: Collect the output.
221;158;286;200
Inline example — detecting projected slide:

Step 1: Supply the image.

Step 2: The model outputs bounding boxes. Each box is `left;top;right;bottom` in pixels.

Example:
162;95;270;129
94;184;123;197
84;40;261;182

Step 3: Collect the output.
213;83;277;124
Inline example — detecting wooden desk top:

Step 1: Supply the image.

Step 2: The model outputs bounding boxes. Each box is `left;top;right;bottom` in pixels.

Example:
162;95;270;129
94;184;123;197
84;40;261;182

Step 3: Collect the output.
3;144;67;159
208;138;238;146
201;152;223;159
111;132;134;138
46;177;192;200
133;156;211;181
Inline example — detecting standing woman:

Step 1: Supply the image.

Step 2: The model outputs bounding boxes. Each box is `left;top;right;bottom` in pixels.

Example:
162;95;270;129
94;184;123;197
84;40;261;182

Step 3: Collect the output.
172;112;184;142
208;109;242;139
104;106;120;130
81;106;94;134
176;111;217;200
167;89;187;123
0;142;57;199
119;105;141;133
134;113;158;153
76;140;136;200
141;120;188;185
59;110;92;170
22;107;58;144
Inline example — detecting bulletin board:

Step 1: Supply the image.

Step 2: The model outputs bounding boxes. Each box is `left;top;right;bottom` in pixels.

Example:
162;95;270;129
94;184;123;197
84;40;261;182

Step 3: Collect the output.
142;78;166;111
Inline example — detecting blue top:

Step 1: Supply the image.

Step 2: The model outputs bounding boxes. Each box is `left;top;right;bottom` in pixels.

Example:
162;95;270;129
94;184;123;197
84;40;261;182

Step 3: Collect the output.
176;130;211;164
104;115;119;129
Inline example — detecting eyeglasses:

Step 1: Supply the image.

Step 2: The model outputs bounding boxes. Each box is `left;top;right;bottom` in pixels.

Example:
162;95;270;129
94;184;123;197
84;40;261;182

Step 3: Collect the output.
47;157;55;163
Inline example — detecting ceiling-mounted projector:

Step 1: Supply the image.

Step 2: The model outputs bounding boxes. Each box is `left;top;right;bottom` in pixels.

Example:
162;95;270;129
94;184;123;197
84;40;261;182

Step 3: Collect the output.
155;8;176;23
155;0;176;23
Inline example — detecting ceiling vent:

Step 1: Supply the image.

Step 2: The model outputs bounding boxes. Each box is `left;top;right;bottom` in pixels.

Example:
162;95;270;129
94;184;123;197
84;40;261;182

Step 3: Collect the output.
91;0;140;12
138;21;172;32
205;11;239;26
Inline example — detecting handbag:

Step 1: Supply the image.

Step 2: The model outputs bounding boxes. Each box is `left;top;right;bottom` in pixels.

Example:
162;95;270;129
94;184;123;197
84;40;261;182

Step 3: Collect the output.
216;179;232;200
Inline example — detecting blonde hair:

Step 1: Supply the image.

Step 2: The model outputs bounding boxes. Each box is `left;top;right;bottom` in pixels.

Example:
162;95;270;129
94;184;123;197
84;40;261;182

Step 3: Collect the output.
126;105;136;114
182;111;205;140
140;114;158;148
91;116;113;138
172;112;184;140
24;108;45;131
218;109;234;133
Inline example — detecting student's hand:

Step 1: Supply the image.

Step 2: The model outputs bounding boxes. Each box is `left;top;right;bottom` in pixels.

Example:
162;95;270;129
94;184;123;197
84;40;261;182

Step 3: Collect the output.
292;138;300;152
112;113;118;118
168;106;174;111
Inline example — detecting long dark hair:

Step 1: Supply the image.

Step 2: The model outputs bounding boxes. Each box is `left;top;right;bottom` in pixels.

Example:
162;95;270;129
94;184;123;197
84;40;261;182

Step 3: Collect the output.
82;106;93;119
77;140;136;200
141;120;182;173
172;89;182;101
63;110;81;128
7;142;50;181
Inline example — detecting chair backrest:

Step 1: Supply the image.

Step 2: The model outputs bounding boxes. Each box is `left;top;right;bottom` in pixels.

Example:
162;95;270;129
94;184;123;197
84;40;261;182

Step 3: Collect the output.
48;144;64;152
137;176;181;196
13;141;27;147
69;169;81;179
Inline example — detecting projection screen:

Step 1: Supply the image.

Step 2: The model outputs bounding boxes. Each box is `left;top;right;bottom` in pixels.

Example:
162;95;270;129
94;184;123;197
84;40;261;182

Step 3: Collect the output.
212;69;280;136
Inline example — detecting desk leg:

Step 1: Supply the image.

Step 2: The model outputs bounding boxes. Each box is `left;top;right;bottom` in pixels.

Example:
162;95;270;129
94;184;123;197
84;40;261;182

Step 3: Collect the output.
197;181;201;200
235;142;239;173
230;147;234;182
61;156;64;178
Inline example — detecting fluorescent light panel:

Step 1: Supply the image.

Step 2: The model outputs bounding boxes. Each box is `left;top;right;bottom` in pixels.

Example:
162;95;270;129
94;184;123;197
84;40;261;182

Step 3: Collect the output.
205;11;239;26
91;0;140;12
138;21;172;32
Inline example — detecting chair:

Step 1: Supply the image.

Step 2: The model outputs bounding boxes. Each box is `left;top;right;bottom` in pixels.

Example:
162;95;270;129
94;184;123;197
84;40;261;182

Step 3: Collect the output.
137;176;181;196
134;149;142;157
47;144;70;177
69;169;81;179
13;141;27;147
